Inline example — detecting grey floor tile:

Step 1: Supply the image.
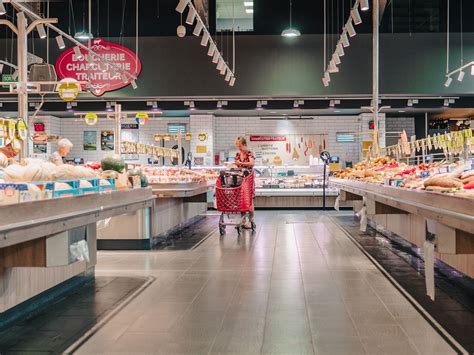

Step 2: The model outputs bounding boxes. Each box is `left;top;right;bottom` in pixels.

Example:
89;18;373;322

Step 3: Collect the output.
312;335;366;355
261;341;315;355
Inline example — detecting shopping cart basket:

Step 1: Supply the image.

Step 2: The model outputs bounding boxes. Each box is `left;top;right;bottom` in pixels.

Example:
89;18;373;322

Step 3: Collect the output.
215;169;256;236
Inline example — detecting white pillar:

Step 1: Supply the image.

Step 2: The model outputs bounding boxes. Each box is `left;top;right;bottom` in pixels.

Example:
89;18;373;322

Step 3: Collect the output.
17;12;29;159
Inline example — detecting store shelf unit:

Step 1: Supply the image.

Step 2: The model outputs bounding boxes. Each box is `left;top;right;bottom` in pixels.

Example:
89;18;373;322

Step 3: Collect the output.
332;179;474;278
0;189;154;316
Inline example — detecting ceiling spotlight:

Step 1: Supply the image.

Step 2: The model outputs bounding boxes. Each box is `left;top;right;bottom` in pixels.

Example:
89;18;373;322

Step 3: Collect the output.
229;77;236;86
176;0;188;13
443;99;449;106
74;31;93;41
293;100;304;108
281;28;301;38
244;1;254;6
131;79;138;90
152;101;158;109
0;63;3;73
322;78;329;87
413;99;419;104
329;99;340;108
407;99;413;107
471;65;474;75
225;71;232;82
217;58;224;71
346;21;356;37
186;7;196;25
106;102;113;111
332;53;341;65
336;43;344;57
212;51;220;63
220;65;226;75
177;25;186;37
457;71;465;82
11;70;18;80
360;0;370;11
56;35;66;49
66;102;72;110
256;100;263;109
208;42;216;56
121;73;128;83
217;101;223;109
324;71;330;82
351;7;362;25
328;60;339;73
341;32;350;47
201;32;210;46
193;21;203;36
245;8;254;14
189;101;195;109
36;23;47;39
444;76;453;87
0;1;6;16
73;46;83;60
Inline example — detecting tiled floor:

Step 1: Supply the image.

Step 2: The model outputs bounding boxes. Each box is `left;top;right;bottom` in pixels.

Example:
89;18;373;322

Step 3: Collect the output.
75;211;457;354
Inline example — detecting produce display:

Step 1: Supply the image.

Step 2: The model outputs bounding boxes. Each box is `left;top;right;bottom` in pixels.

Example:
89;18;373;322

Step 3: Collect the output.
334;156;474;197
141;166;219;185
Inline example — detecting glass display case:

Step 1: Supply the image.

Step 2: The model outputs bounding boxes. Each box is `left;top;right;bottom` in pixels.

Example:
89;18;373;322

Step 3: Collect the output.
254;165;338;197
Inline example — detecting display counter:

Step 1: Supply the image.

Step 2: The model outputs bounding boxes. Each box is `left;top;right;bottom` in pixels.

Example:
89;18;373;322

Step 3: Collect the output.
0;188;154;317
332;178;474;277
255;165;343;208
97;182;213;249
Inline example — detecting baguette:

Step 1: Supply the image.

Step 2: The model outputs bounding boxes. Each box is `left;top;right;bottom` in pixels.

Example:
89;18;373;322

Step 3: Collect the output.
424;175;463;188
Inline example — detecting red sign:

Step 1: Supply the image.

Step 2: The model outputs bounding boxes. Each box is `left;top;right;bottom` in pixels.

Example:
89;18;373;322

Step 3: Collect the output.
249;135;287;142
55;38;141;97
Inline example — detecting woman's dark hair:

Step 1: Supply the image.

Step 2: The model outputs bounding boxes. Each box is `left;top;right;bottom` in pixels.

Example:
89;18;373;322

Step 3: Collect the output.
236;136;247;146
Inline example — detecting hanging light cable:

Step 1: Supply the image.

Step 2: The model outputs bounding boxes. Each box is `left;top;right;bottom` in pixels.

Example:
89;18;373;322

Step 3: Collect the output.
457;0;464;81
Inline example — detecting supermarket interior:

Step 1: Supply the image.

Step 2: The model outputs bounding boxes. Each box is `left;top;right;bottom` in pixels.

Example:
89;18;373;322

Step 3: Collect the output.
0;0;474;354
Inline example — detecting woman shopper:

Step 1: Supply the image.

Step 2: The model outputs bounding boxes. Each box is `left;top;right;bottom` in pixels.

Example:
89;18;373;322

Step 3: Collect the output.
49;138;73;166
233;136;255;228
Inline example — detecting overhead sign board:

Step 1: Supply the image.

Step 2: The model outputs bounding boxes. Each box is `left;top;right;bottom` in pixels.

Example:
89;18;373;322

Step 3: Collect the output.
55;38;142;97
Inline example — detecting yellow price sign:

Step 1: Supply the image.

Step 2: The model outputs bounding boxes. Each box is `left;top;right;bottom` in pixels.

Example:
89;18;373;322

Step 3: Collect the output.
16;119;27;141
84;112;98;126
58;82;80;101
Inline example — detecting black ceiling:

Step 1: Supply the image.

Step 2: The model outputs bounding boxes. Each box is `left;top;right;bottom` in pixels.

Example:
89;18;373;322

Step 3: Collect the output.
1;0;473;39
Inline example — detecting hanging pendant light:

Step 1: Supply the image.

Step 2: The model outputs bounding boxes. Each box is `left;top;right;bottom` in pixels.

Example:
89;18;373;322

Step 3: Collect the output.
281;0;300;37
360;0;370;11
341;32;350;47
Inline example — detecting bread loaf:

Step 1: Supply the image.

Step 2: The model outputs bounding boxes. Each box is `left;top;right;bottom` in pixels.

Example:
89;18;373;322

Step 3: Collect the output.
424;175;463;188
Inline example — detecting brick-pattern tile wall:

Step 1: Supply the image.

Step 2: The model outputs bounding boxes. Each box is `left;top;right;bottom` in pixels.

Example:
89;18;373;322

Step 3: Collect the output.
213;116;362;164
60;116;190;163
385;117;415;146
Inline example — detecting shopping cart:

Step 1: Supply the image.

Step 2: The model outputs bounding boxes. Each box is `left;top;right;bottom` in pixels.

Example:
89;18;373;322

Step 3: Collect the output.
215;169;256;236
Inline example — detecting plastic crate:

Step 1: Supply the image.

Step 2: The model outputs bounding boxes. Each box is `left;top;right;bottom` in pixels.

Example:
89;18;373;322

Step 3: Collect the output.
98;178;116;193
78;178;100;195
53;180;79;198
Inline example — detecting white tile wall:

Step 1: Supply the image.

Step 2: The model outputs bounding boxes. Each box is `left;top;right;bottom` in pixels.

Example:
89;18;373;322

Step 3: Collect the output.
60;116;190;163
53;113;408;166
190;115;214;165
213;116;363;164
386;117;415;146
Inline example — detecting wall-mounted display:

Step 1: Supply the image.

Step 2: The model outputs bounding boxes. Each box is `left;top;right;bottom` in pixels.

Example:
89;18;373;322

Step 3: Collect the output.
101;130;114;151
83;131;97;151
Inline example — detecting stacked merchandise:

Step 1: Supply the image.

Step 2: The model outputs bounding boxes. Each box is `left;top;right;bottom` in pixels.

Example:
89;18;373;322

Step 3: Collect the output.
334;156;474;197
0;154;131;205
141;166;219;185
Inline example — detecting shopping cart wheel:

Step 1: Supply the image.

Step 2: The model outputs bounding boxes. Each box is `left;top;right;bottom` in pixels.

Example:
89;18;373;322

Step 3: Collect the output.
219;224;226;236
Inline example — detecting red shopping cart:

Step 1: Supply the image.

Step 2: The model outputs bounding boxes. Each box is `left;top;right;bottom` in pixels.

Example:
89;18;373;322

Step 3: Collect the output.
215;169;256;236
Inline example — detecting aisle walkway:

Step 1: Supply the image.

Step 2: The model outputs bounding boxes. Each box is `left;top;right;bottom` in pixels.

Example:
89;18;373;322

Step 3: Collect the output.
75;211;455;354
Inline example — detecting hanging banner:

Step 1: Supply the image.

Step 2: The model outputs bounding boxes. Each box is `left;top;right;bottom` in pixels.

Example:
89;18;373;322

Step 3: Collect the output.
55;38;142;97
